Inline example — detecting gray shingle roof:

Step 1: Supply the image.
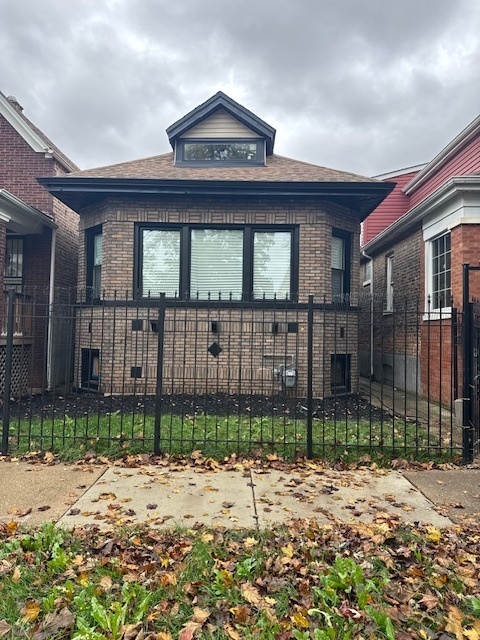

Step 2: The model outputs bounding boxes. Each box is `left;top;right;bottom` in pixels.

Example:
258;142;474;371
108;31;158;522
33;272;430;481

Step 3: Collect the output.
67;152;378;183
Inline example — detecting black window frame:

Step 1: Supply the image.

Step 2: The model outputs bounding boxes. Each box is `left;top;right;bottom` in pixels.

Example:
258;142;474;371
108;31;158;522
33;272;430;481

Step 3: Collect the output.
4;234;24;290
85;225;103;300
175;138;265;166
135;223;299;302
331;229;351;301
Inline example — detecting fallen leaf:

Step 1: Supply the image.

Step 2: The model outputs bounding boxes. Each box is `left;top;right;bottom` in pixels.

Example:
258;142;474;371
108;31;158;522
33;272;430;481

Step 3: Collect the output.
241;583;263;607
32;607;75;639
0;621;11;637
20;599;41;623
418;593;439;611
99;575;113;592
224;624;241;640
192;607;210;623
425;526;442;543
244;537;258;548
12;566;21;583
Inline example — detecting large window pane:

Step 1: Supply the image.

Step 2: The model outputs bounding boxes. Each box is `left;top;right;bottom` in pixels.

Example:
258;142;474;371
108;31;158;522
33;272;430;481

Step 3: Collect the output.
142;230;180;297
92;233;102;298
332;235;345;298
432;233;451;310
253;231;291;299
184;142;259;162
190;229;243;299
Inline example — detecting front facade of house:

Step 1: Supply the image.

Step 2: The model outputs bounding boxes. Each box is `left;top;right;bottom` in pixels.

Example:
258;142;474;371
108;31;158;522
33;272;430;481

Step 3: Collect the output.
0;92;79;394
42;93;392;398
361;113;480;404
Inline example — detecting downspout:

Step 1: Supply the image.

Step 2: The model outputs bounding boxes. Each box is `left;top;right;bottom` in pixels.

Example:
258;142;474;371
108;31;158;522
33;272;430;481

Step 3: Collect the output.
46;228;57;389
361;249;374;380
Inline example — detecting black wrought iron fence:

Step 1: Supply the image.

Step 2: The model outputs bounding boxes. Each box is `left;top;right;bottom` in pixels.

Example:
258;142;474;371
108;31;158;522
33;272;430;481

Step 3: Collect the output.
0;288;464;461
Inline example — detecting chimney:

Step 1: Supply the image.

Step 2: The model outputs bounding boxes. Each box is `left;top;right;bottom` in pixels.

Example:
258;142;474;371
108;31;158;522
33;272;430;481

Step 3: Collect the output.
7;95;24;113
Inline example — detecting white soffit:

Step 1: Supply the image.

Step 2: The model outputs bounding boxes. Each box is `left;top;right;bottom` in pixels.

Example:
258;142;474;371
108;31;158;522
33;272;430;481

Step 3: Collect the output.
0;189;57;234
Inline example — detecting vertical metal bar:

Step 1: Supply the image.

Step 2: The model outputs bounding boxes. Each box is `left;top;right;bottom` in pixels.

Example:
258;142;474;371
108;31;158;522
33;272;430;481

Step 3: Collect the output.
452;307;458;400
153;293;166;456
306;294;314;459
1;289;15;455
462;264;473;464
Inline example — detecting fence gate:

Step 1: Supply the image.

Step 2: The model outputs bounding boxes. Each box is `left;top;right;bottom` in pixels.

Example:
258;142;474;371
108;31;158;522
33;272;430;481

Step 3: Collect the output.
462;265;480;463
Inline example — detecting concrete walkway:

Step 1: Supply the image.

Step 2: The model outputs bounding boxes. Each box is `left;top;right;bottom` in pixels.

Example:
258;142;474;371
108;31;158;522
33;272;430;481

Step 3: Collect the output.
2;460;474;530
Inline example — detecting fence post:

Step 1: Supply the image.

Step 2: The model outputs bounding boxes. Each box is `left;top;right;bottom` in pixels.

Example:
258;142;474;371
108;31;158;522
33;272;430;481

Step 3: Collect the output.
462;264;474;464
153;293;166;456
307;294;314;459
1;289;15;455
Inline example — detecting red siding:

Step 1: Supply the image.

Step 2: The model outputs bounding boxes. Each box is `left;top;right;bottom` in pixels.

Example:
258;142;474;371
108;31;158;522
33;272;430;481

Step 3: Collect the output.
361;171;418;245
409;133;480;208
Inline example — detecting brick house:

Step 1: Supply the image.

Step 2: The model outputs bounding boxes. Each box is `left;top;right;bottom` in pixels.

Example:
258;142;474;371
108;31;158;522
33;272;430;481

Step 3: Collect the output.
40;92;392;397
0;91;79;393
360;112;480;404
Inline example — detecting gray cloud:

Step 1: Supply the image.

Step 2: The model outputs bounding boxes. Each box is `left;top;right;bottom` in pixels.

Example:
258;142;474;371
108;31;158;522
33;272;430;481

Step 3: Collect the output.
1;0;479;175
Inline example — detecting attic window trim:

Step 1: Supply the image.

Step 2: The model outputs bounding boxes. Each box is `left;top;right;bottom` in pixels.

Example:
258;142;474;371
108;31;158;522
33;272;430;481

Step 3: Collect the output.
175;138;266;166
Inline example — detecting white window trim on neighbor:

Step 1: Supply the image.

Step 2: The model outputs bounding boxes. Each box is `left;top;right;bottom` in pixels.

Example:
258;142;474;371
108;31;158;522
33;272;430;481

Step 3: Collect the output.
385;254;394;313
423;231;451;319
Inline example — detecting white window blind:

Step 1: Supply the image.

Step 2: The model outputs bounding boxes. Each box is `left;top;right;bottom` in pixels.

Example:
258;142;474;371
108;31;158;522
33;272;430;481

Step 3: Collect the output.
190;229;243;299
142;229;180;297
93;234;102;267
331;236;344;270
253;231;291;299
332;235;345;298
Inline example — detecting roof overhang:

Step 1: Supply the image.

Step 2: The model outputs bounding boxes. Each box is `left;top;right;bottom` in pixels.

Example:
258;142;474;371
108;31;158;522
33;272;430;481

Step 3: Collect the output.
166;92;276;155
38;177;394;220
363;176;480;254
0;189;57;234
404;114;480;195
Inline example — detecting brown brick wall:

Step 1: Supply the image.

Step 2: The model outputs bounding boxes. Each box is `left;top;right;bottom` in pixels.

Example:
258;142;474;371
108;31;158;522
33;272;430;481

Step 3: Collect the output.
0;115;55;214
78;196;360;302
76;196;360;396
74;305;359;398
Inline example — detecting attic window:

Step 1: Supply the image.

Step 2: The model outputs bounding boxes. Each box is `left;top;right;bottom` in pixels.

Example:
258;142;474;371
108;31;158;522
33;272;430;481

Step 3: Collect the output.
176;139;264;165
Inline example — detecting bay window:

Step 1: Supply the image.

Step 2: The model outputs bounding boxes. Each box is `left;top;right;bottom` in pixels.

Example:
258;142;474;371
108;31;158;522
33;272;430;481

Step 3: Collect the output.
136;224;298;300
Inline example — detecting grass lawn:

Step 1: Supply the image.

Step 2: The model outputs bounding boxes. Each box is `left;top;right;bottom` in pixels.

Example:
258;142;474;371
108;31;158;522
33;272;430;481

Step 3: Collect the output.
6;410;457;462
0;519;478;639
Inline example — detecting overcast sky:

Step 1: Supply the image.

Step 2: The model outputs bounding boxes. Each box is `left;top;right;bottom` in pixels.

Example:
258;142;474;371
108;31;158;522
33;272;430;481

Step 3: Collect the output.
1;0;479;177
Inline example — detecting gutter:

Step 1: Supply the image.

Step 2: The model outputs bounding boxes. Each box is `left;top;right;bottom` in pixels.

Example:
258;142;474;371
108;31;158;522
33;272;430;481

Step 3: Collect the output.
46;228;57;389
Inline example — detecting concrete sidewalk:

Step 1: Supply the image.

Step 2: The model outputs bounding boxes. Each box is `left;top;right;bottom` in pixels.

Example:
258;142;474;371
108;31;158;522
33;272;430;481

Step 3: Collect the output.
1;460;470;530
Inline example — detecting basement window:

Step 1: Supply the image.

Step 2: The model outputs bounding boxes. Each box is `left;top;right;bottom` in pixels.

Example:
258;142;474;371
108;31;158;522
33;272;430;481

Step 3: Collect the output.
81;349;100;390
331;354;351;394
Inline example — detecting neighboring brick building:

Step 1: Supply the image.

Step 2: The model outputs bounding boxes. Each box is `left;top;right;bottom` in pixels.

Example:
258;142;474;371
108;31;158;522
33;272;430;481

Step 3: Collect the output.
0;91;79;393
360;112;480;404
41;92;392;397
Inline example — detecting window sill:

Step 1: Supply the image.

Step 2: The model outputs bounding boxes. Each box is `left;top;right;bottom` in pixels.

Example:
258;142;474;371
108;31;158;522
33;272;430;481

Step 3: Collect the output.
383;309;394;316
422;309;452;321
